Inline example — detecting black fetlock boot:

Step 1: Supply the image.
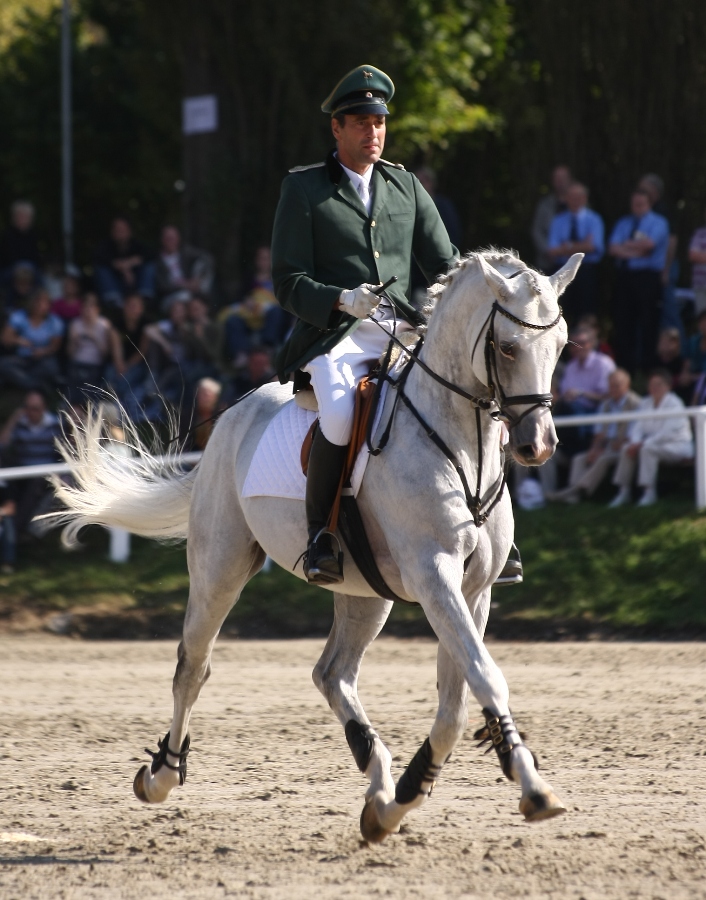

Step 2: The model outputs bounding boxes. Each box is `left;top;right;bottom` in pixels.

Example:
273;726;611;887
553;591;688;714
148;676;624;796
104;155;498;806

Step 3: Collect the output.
303;427;347;585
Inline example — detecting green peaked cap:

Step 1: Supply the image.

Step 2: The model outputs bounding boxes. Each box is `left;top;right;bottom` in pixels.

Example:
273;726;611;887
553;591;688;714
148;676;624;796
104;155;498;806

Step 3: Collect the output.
321;64;395;117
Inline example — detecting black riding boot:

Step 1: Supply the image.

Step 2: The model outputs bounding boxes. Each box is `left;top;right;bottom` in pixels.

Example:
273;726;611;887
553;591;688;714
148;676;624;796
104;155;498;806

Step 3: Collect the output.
304;427;347;585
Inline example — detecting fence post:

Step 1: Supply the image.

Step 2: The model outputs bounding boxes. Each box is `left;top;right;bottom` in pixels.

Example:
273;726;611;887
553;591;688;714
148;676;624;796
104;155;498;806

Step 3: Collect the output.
694;408;706;510
109;527;131;563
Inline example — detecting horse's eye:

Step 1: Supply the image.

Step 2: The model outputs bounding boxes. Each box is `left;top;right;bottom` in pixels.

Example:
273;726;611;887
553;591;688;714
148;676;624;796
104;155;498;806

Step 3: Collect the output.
499;342;515;360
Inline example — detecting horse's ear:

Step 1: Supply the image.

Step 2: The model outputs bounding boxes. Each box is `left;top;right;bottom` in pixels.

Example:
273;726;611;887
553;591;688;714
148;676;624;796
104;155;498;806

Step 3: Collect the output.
548;253;584;297
476;255;514;304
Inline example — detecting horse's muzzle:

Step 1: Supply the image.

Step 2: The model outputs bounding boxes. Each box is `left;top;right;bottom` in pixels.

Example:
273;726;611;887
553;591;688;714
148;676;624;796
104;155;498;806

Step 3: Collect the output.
509;411;557;467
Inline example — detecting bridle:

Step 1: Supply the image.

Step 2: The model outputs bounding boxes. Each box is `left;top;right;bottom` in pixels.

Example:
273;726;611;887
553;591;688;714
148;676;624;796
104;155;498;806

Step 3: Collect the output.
366;292;563;528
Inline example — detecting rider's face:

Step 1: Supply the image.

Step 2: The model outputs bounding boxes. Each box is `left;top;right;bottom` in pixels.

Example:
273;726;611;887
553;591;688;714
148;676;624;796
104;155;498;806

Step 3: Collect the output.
332;114;386;174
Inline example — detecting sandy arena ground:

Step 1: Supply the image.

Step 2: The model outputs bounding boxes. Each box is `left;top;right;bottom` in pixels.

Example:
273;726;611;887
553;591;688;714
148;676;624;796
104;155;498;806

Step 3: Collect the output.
1;636;705;899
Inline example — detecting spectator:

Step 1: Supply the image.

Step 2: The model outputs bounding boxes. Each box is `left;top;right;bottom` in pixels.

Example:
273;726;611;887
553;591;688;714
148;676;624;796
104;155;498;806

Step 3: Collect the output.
414;167;463;249
0;200;41;283
0;480;16;574
105;293;150;418
51;271;83;324
609;190;669;374
609;369;693;507
0;288;64;392
547;368;640;504
2;261;36;312
576;314;614;359
66;293;119;402
680;310;706;397
553;326;616;455
654;327;690;403
184;294;221;374
155;225;214;302
687;204;706;317
181;377;222;451
0;390;62;537
637;173;681;337
531;165;573;273
547;182;604;323
93;217;155;309
224;346;274;405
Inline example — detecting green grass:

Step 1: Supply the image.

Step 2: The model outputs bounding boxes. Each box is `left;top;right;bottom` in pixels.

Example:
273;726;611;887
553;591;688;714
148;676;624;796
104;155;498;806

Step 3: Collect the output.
2;494;705;636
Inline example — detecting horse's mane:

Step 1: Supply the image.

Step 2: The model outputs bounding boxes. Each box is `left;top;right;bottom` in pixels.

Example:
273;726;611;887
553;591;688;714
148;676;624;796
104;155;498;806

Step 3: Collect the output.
418;247;541;334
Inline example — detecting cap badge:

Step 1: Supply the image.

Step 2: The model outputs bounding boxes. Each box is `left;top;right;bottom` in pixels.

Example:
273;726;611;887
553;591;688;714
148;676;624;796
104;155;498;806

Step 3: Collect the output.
365;91;372;98
363;70;373;79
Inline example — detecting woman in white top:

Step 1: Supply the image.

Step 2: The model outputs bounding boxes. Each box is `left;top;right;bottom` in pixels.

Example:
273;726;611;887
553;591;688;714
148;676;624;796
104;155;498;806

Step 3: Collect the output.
609;369;694;507
67;293;119;400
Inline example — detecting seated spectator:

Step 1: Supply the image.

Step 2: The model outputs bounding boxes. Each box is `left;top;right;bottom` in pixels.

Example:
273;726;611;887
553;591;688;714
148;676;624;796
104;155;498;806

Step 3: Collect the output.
155;225;214;302
547;182;604;323
93;217;155;310
654;327;690;403
688;205;706;317
681;310;706;398
66;293;119;402
51;270;83;324
184;294;221;373
0;200;42;285
609;190;669;374
0;289;64;392
609;369;693;507
181;377;223;451
2;261;37;312
105;293;150;418
143;296;212;418
0;480;16;574
576;314;614;359
0;390;62;538
223;346;274;405
554;326;615;455
547;369;640;503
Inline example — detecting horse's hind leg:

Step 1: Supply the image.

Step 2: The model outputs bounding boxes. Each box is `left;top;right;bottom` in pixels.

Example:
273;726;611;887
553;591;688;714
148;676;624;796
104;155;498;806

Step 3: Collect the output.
134;505;264;804
312;593;396;823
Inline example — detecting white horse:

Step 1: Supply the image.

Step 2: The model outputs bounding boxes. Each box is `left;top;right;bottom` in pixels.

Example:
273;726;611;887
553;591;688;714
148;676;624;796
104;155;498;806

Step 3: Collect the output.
51;249;582;843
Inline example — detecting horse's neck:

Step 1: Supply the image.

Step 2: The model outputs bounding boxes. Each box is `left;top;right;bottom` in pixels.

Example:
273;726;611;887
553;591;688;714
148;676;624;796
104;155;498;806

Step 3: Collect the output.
402;292;502;486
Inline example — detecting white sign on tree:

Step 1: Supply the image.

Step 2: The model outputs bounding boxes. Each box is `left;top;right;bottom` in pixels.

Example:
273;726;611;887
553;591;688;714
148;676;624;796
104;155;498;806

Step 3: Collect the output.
183;95;218;135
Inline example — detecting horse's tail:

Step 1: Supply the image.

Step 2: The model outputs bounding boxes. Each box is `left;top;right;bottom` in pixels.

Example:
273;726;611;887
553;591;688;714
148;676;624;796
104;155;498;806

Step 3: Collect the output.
48;404;196;546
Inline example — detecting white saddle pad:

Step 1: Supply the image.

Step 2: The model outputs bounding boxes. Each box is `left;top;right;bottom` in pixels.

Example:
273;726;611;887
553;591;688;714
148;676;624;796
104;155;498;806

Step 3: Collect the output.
242;390;387;501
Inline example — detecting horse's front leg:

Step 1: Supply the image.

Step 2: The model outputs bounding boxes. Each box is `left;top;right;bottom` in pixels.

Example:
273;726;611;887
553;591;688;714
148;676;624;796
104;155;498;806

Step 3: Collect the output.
367;560;566;837
312;593;396;833
361;635;470;841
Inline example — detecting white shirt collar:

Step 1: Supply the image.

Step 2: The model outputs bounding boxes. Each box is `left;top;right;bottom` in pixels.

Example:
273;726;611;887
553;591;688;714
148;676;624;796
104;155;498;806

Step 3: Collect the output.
336;154;374;213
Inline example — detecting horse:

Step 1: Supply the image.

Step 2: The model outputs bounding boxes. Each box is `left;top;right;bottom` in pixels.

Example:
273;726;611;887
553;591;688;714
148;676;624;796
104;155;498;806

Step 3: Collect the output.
51;249;582;843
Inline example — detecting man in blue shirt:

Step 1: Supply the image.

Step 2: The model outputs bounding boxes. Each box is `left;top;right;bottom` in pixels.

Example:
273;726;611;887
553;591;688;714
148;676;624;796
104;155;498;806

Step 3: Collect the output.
609;190;669;374
547;182;604;323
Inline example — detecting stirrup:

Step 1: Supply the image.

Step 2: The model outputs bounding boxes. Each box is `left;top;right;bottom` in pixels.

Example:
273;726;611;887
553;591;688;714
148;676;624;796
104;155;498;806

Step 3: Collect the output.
494;542;523;587
303;528;344;585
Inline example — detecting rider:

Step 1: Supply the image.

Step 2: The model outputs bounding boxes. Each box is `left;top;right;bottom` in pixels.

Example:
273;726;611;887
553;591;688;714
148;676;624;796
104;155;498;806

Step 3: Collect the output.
271;64;521;587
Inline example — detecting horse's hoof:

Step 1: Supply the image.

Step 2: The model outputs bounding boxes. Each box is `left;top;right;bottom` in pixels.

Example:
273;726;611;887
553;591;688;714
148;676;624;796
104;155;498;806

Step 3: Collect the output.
360;798;392;844
133;764;151;803
519;790;567;822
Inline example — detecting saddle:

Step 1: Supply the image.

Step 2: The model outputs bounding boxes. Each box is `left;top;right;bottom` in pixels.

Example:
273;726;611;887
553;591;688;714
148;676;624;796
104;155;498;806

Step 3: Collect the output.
298;376;411;604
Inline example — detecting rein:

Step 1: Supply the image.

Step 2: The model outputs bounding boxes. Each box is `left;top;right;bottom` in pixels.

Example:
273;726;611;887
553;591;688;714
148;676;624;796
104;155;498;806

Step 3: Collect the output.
365;294;562;529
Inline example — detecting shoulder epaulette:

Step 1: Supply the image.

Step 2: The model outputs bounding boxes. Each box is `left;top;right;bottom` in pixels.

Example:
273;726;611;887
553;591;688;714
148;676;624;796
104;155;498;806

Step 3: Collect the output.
379;159;406;170
288;162;325;173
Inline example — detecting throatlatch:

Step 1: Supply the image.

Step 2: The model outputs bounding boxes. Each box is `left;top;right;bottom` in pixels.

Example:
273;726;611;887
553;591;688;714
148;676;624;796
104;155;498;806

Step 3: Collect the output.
473;708;535;782
145;731;191;785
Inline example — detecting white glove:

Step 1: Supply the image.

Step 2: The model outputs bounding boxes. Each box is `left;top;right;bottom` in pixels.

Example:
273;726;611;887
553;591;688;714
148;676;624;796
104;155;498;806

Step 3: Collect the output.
339;283;380;319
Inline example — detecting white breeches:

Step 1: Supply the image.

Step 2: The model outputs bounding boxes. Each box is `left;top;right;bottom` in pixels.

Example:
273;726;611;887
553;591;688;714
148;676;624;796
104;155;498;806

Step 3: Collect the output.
612;440;694;490
304;318;412;446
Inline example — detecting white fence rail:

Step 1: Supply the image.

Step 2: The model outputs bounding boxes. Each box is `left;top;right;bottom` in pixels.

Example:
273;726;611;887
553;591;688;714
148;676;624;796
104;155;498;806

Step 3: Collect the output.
1;406;704;564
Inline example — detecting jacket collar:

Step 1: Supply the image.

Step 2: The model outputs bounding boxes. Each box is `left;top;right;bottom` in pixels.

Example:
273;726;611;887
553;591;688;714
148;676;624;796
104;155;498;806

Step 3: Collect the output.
326;149;391;220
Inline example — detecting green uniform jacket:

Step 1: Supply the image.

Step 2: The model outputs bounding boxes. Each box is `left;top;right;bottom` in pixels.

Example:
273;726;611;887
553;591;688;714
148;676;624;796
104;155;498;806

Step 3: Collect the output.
272;151;458;382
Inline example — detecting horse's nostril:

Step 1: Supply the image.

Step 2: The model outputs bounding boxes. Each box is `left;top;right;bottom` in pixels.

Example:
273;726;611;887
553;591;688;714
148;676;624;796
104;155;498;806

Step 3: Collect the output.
517;444;536;459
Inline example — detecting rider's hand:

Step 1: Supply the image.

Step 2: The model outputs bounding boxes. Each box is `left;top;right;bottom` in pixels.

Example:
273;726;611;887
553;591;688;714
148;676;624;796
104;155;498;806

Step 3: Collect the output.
338;284;380;319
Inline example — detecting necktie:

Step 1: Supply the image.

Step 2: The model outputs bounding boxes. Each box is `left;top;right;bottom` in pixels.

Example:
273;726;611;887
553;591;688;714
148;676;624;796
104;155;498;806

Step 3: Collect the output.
569;214;579;242
358;179;370;210
630;216;641;238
